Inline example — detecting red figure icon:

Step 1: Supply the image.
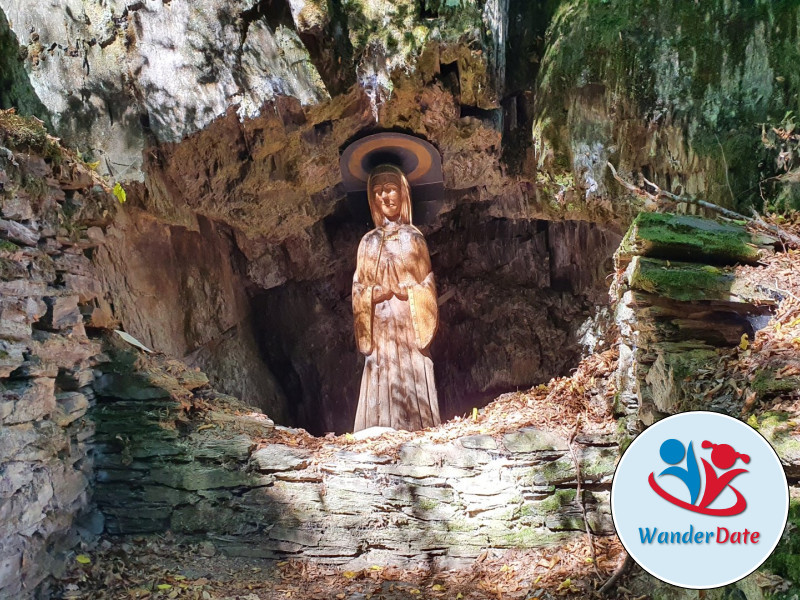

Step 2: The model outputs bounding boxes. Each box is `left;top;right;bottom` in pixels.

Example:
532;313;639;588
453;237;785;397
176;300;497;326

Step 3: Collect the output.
648;439;750;516
697;441;749;513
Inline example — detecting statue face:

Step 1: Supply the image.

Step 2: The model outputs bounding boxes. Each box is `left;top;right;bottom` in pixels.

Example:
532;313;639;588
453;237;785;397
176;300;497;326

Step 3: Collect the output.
371;173;403;222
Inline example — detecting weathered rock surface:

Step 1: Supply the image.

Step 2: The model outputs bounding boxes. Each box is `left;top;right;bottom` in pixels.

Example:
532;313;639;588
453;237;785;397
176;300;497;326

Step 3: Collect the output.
0;113;113;598
534;2;800;213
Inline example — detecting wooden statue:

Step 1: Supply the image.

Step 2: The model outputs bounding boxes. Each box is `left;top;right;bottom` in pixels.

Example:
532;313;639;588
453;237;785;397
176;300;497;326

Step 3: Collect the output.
352;164;440;432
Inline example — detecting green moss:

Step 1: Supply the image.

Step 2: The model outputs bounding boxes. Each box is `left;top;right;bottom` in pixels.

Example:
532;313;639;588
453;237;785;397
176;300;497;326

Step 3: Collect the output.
0;10;52;127
499;527;558;547
670;350;715;384
538;489;577;513
535;459;575;485
630;257;735;302
763;498;800;585
415;498;439;511
752;371;800;398
515;503;536;519
534;1;800;210
446;518;476;533
0;111;61;162
0;239;20;252
618;435;633;456
582;449;617;479
620;212;760;265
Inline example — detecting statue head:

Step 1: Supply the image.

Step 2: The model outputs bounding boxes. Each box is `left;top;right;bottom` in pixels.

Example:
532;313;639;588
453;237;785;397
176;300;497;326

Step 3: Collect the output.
368;164;412;227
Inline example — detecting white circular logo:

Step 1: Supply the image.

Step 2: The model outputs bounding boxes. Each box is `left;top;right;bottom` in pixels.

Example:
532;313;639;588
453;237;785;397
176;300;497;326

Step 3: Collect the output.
611;411;789;589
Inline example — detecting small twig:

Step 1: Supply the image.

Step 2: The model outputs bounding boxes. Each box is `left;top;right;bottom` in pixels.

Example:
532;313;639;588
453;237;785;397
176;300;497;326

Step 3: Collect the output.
641;173;749;221
607;161;800;249
606;161;656;200
568;416;599;578
751;209;800;249
770;279;800;304
597;554;633;595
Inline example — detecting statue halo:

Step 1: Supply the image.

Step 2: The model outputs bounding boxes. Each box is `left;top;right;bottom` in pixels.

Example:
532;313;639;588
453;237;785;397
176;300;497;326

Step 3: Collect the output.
339;132;444;225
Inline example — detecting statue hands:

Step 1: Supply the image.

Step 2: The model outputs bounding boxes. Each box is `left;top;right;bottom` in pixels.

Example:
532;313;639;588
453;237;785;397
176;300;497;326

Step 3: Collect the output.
394;283;409;301
372;285;392;304
372;284;409;304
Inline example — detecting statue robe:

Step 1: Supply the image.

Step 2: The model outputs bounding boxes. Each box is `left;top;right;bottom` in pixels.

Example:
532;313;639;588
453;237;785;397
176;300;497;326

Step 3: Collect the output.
352;223;440;431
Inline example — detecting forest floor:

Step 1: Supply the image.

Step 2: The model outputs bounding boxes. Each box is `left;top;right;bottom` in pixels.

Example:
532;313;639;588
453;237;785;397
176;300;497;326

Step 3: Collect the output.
54;535;627;600
53;215;800;600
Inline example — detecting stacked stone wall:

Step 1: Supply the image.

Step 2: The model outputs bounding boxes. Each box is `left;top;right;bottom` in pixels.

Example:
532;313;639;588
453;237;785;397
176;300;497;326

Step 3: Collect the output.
0;118;113;597
90;355;618;567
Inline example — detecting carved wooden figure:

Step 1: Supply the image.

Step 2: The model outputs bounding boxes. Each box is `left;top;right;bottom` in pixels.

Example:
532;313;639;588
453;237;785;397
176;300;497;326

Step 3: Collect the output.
352;164;440;432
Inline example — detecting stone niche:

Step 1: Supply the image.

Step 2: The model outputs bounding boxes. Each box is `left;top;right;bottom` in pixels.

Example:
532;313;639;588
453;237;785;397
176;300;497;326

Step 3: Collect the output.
93;197;621;436
252;203;621;435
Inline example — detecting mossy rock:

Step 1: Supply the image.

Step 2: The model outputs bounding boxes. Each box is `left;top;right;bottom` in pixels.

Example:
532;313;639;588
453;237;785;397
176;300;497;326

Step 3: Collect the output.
762;497;800;591
630;257;731;302
751;371;800;400
0;110;61;161
628;256;773;304
645;346;720;414
751;411;800;477
537;488;577;513
618;213;761;266
534;1;800;211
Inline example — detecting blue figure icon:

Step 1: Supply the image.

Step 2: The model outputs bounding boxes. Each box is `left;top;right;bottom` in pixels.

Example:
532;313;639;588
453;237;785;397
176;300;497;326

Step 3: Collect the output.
658;438;701;505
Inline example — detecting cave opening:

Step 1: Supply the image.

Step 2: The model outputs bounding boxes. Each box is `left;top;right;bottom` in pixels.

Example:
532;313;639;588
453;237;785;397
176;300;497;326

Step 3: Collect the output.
246;200;622;436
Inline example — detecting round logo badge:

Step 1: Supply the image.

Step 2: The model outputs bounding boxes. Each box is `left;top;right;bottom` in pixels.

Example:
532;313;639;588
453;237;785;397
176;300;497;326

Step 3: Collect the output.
611;411;789;589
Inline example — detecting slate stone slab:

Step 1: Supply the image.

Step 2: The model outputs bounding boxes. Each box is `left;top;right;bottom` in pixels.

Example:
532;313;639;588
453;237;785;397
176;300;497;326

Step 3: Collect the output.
251;444;310;472
1;377;56;424
149;465;256;490
503;427;568;452
187;433;254;462
460;435;498;450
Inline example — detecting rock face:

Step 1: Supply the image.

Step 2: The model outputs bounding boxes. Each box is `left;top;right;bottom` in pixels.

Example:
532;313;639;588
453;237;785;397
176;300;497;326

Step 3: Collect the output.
533;1;800;212
0;113;113;598
0;0;629;432
91;207;290;422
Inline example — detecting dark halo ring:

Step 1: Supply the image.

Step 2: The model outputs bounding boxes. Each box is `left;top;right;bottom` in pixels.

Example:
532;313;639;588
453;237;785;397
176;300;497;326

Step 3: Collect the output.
340;132;442;192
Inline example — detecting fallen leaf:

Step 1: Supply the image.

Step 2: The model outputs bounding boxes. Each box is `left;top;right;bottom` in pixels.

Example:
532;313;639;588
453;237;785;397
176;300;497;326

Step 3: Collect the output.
75;555;91;564
112;182;127;204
